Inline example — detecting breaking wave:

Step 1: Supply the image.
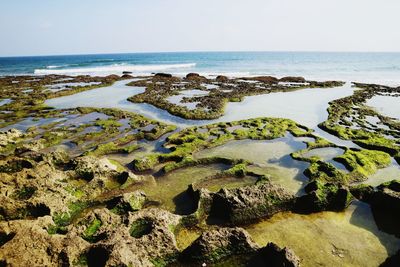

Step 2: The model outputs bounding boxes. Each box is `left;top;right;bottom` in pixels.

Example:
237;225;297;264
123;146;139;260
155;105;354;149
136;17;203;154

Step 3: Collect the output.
34;63;196;75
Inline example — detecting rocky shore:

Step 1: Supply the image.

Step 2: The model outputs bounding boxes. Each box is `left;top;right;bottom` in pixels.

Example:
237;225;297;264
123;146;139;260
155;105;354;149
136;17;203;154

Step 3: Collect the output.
1;73;399;266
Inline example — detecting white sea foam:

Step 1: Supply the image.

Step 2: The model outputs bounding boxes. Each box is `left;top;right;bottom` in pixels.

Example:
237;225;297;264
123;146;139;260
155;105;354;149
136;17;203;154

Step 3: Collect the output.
34;63;196;75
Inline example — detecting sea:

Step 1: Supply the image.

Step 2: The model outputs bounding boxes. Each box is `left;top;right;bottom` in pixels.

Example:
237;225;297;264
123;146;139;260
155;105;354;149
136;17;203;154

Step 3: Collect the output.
1;51;400;85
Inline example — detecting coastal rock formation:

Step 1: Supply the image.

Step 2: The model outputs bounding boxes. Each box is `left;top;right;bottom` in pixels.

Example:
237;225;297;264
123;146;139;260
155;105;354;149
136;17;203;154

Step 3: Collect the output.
180;227;258;263
295;181;353;213
370;180;400;237
127;73;345;120
2;72;399;266
84;208;181;267
0;129;24;148
106;191;147;213
0;216;90;266
279;76;306;83
210;182;296;225
180;227;300;266
154;73;173;78
350;180;400;238
249;242;301;267
70;156;120;181
216;75;228;82
185;73;207;82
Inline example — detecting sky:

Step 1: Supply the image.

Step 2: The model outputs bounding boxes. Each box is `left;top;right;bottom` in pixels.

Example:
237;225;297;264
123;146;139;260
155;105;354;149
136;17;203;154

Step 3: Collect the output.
1;0;400;56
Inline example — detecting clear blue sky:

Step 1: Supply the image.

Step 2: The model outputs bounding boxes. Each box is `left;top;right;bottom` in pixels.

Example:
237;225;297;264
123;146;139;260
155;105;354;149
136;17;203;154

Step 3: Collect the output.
1;0;400;56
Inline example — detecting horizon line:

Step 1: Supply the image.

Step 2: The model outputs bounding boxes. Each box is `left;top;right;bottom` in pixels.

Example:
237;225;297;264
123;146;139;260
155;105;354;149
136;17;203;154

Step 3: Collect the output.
2;50;400;58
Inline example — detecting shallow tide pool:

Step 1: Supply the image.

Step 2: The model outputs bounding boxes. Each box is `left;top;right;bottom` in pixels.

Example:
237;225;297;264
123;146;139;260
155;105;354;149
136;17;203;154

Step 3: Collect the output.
45;80;355;130
364;158;400;186
244;201;400;267
366;95;400;120
138;164;231;214
194;135;310;194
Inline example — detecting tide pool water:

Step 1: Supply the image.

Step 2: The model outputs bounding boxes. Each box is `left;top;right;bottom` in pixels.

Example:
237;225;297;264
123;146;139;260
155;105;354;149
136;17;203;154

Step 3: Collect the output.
45;80;354;130
2;52;400;85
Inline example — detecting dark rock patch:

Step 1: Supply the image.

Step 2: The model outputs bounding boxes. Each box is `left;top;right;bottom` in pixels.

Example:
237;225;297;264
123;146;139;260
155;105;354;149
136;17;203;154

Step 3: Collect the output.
0;232;16;247
380;250;400;267
87;246;110;267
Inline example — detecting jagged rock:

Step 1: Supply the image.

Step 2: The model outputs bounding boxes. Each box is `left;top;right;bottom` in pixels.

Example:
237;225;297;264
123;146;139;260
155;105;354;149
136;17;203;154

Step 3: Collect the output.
0;158;74;220
42;150;70;166
0;157;34;173
295;181;353;213
180;227;258;263
210;182;296;225
249;242;301;267
72;208;121;244
0;216;89;266
70;156;119;181
350;184;374;202
106;191;147;214
180;227;301;266
14;140;44;154
86;208;181;267
0;129;23;147
181;185;214;225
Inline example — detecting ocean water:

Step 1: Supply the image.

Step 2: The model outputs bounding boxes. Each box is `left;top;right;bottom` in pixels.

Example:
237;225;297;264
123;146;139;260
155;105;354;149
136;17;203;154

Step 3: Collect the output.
1;52;400;85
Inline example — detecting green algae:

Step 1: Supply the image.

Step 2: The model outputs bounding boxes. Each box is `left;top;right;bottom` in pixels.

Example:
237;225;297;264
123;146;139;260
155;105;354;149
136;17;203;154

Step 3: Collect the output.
334;149;391;177
11;186;37;200
49;201;90;234
132;117;311;172
319;82;400;159
82;218;102;242
85;142;140;157
127;75;344;120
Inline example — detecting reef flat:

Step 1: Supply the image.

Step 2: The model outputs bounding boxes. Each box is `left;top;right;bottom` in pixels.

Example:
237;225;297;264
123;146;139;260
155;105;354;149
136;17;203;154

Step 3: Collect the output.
127;73;344;120
0;73;399;267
